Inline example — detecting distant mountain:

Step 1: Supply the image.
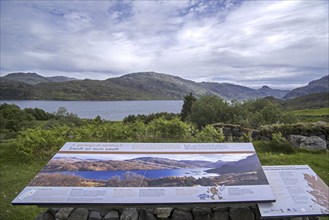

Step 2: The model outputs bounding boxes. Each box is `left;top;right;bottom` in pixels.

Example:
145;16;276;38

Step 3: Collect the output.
200;82;288;100
265;92;329;110
109;72;211;99
257;86;289;99
0;71;290;101
0;79;35;100
200;82;258;100
283;75;329;99
206;154;260;174
127;157;199;169
1;72;78;85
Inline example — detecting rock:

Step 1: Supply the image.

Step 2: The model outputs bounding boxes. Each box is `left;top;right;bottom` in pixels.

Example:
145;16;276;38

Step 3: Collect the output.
120;208;138;220
104;210;120;220
289;135;327;150
89;208;113;217
48;208;60;216
229;206;254;220
192;207;211;220
171;209;193;220
250;205;261;220
55;208;75;220
67;208;89;220
137;209;156;220
35;211;55;220
212;207;228;212
211;211;229;220
153;207;173;218
88;211;102;220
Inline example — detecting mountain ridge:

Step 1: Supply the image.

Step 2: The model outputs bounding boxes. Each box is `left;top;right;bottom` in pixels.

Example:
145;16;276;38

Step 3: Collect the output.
283;75;329;99
1;71;327;101
1;72;78;85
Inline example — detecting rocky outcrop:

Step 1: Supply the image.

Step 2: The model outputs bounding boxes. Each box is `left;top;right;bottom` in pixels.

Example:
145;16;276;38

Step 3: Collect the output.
288;135;327;150
34;206;321;220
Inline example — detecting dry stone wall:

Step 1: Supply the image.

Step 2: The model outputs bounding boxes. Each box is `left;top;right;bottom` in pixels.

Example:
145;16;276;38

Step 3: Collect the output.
213;123;329;149
35;206;320;220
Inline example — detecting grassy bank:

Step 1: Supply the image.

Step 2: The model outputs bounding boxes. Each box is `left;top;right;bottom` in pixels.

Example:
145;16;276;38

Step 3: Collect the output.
1;140;328;220
291;107;329;122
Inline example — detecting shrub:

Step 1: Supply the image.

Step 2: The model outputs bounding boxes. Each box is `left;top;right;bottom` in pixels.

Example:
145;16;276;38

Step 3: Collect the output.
148;117;191;139
241;131;253;142
16;126;68;159
195;125;225;142
268;132;295;153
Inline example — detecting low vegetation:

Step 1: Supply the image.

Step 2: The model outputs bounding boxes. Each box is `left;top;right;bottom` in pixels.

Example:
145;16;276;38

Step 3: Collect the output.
1;94;328;220
290;107;329;123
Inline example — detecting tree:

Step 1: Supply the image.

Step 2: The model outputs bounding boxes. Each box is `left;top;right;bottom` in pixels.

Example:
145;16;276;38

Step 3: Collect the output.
189;96;230;128
180;93;197;121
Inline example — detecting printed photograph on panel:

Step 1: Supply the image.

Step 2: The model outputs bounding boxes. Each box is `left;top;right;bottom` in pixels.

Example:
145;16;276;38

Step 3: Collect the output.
29;153;269;187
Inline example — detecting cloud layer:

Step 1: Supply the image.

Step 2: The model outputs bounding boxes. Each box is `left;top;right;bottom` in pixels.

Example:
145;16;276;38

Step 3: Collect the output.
1;0;328;89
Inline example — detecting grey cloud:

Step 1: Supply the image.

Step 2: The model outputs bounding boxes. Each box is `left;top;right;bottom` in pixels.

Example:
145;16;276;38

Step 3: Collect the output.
0;0;328;89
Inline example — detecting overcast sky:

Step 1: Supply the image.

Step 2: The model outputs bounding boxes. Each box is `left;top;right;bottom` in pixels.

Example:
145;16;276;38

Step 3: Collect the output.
1;0;328;89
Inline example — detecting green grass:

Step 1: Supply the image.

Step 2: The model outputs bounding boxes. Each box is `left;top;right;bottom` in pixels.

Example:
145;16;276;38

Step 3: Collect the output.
0;142;46;220
290;108;329;122
1;140;328;220
255;141;329;220
254;141;329;184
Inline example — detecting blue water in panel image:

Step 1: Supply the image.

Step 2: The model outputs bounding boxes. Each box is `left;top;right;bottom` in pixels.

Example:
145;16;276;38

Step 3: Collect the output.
44;168;219;181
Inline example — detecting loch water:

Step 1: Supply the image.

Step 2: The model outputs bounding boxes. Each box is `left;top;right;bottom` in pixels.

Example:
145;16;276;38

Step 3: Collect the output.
0;100;183;121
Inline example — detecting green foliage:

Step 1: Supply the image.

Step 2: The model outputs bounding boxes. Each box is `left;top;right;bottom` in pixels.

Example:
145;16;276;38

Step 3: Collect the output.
195;125;224;142
267;132;295;154
290;108;329;123
148;117;191;139
16;126;68;159
189;96;230;128
0;104;38;140
123;112;179;124
14;118;191;159
0;104;35;132
241;131;253;142
24;108;53;120
180;92;197;121
188;97;298;129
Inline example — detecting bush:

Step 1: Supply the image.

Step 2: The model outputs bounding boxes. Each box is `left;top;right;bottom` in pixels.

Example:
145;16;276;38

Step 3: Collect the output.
195;125;224;142
148;117;191;139
16;126;68;159
268;132;295;153
123;112;179;124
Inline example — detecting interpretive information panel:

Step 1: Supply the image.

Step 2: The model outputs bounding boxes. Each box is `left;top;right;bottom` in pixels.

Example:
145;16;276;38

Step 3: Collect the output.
12;142;275;205
259;165;329;218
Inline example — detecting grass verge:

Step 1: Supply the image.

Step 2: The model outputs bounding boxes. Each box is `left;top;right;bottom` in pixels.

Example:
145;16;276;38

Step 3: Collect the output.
0;142;46;220
254;141;329;184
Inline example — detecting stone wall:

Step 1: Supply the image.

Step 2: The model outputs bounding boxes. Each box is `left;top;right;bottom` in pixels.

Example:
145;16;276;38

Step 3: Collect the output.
35;205;320;220
213;123;329;148
213;123;253;142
